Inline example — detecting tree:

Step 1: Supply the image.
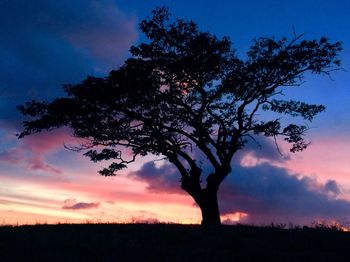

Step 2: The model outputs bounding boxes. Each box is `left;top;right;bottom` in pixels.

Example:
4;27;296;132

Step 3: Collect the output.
18;7;342;225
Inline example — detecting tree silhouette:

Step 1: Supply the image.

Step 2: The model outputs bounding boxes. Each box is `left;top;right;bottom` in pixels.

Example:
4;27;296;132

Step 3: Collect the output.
18;7;342;225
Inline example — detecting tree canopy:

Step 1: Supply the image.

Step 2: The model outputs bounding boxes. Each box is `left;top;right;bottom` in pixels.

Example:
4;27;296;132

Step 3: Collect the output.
18;7;342;225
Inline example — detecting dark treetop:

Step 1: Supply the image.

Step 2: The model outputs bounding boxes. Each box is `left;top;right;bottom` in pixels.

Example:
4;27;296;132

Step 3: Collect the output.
18;7;342;225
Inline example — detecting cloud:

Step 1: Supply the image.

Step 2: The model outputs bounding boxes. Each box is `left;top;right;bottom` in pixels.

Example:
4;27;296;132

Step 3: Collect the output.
0;127;104;176
324;180;341;196
131;137;288;194
0;129;75;175
131;141;350;225
219;164;350;225
0;148;22;164
20;128;77;154
62;198;100;210
27;156;62;174
0;144;63;175
0;0;137;124
130;161;183;194
240;136;290;162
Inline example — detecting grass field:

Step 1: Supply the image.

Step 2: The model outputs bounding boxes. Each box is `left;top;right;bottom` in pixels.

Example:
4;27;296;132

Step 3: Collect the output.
1;223;350;261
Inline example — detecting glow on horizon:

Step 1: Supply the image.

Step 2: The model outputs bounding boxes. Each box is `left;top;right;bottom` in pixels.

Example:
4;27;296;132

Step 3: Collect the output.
0;160;251;225
0;172;202;225
1;134;350;226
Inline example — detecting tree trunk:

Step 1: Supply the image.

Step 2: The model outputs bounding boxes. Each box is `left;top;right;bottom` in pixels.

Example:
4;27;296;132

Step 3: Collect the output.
181;170;228;226
198;188;221;225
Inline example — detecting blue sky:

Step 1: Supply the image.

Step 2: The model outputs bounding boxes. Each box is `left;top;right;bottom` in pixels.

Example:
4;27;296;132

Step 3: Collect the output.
0;0;349;225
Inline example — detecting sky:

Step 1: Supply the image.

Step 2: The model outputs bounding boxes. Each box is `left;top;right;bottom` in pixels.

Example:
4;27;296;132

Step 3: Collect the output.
0;0;349;226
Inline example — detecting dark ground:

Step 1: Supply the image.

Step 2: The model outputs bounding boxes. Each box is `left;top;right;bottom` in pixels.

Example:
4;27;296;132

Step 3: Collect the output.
1;223;350;261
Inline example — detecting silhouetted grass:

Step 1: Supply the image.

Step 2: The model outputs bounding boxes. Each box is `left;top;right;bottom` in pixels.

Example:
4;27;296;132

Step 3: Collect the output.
1;223;350;261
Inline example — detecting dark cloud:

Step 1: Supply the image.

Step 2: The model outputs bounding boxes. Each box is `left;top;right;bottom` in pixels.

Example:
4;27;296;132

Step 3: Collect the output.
131;136;289;193
132;145;350;225
219;164;350;225
324;180;341;196
0;0;137;124
130;162;182;194
62;198;100;210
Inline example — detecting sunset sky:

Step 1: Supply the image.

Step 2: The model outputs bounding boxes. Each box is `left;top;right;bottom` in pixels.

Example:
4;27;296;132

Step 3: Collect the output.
1;0;349;226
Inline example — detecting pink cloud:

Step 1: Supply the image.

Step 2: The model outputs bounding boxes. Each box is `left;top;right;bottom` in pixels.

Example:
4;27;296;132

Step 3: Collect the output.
21;128;74;154
27;156;62;174
16;128;89;174
0;130;69;174
0;135;63;175
0;148;22;164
